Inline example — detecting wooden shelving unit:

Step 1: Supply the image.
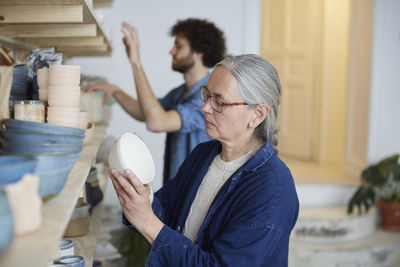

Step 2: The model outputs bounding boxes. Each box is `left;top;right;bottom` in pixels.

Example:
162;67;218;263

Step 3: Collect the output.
0;120;109;266
0;0;112;57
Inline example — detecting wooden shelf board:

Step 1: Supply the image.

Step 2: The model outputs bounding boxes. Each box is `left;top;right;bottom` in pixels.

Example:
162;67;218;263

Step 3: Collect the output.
17;36;105;47
0;24;97;38
63;50;111;57
0;5;83;23
0;0;112;57
93;0;113;9
0;119;109;267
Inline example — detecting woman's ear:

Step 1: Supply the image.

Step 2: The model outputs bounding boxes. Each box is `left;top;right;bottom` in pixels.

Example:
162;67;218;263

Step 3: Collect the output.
249;104;270;129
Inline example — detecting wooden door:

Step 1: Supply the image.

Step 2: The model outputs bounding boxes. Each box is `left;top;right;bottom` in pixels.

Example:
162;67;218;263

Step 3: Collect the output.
260;0;321;159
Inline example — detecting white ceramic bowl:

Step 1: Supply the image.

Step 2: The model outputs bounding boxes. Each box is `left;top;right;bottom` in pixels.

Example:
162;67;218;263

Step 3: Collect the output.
78;111;88;130
47;106;80;114
83;122;94;146
108;132;155;184
48;85;81;93
49;64;80;73
37;68;49;89
48;94;80;108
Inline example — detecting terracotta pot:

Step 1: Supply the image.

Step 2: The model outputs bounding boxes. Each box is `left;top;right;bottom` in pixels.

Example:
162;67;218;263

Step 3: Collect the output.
378;200;400;232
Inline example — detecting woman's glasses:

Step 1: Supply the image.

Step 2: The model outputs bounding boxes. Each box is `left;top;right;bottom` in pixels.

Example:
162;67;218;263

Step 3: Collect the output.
200;86;248;113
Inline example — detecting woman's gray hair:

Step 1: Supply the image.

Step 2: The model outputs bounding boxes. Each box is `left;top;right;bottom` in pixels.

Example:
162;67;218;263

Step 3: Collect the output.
216;54;282;150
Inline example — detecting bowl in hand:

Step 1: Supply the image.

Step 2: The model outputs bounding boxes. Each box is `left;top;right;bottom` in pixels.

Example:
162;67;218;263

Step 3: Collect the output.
108;132;155;184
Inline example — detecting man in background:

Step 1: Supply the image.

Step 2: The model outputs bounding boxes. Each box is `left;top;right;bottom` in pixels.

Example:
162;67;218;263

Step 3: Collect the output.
85;18;226;183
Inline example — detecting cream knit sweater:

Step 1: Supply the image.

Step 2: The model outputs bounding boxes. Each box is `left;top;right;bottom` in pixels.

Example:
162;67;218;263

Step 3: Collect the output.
183;149;258;242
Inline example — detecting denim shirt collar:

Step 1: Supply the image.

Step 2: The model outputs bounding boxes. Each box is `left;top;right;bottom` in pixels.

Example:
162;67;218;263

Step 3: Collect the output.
209;140;275;173
243;141;275;172
181;72;210;100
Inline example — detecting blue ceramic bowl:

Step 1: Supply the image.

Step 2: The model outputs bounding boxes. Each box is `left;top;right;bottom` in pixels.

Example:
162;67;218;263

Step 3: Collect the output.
0;192;14;256
58;255;85;267
37;164;74;197
0;155;37;187
0;139;82;154
0;129;84;145
35;151;81;197
1;119;85;137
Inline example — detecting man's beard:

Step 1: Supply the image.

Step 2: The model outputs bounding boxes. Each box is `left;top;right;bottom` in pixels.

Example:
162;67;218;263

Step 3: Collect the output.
172;53;195;73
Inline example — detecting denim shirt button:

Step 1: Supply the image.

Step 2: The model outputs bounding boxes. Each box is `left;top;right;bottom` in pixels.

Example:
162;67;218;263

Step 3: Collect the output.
176;226;181;231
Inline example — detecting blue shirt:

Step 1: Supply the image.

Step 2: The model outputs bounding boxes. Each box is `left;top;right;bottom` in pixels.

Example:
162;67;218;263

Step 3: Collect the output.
124;140;299;266
159;74;212;183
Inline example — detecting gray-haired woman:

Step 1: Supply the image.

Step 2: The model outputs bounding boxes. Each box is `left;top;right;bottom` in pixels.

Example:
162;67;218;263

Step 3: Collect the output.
109;54;299;266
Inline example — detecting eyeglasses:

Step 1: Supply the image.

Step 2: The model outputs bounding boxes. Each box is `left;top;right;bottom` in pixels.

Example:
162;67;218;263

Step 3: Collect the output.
200;86;248;113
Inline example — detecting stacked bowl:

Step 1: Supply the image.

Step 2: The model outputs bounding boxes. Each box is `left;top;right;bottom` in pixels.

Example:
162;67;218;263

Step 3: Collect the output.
0;119;85;198
37;68;49;101
46;65;81;128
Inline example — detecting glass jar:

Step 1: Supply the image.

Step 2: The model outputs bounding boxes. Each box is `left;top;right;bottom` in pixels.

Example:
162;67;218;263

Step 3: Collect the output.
14;100;45;123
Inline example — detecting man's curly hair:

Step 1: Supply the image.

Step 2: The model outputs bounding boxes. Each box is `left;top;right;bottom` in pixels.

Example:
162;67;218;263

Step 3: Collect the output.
170;18;226;68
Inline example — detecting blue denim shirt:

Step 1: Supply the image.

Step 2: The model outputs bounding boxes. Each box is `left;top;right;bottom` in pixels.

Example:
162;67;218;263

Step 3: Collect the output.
123;140;299;266
159;74;212;183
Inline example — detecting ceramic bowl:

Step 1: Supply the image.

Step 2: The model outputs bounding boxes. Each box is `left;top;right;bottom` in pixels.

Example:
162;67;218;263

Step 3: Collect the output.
1;119;85;137
78;111;88;130
0;138;82;154
0;155;37;187
47;107;80;116
38;91;48;101
47;113;80;125
37;68;49;89
0;129;84;145
60;239;74;257
0;192;14;257
48;67;81;86
83;123;94;146
49;64;80;73
47;108;80;123
48;94;80;108
47;120;80;129
48;262;68;266
35;151;81;197
58;255;85;267
48;85;80;93
80;92;107;124
108;133;155;184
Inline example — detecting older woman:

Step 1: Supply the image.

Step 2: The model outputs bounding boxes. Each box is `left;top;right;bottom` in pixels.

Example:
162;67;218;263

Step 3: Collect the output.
109;54;299;266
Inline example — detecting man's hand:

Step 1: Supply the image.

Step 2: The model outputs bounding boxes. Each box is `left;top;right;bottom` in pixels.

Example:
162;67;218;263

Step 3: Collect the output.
84;83;121;105
121;22;141;66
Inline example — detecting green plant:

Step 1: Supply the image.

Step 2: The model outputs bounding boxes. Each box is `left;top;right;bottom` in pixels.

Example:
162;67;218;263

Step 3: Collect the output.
348;154;400;214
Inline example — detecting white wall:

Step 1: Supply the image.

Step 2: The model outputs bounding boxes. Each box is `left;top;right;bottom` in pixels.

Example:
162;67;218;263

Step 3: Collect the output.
368;0;400;163
69;0;260;203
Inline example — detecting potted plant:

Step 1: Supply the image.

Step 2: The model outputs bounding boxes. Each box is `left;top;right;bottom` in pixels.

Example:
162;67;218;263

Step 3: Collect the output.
348;154;400;231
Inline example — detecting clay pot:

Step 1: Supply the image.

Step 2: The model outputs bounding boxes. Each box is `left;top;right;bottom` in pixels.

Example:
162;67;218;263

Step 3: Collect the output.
378;200;400;232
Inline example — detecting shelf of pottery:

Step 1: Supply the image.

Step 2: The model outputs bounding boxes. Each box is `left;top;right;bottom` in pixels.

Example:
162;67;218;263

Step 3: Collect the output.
0;60;111;266
0;0;112;57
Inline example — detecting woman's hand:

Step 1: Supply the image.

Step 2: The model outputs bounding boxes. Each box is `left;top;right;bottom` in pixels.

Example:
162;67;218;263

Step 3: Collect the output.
83;83;121;105
109;168;163;244
121;22;141;66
